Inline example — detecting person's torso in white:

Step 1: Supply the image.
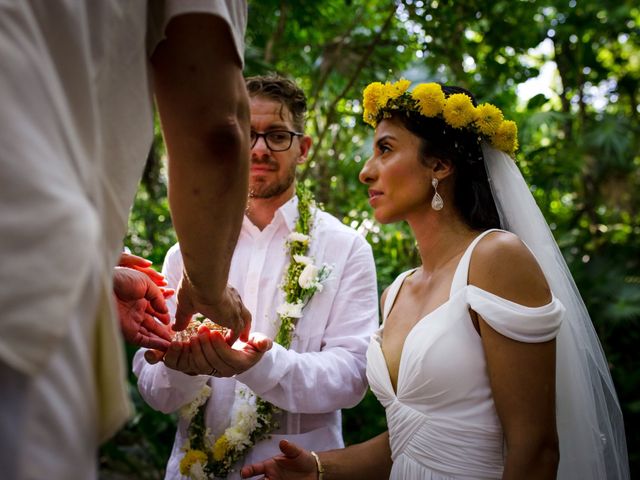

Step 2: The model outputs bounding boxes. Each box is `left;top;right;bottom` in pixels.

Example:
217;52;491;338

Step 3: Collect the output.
135;196;379;479
0;1;246;478
367;229;564;479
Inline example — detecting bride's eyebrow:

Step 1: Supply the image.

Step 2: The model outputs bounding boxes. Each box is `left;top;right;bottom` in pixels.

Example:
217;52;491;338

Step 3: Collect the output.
375;134;395;146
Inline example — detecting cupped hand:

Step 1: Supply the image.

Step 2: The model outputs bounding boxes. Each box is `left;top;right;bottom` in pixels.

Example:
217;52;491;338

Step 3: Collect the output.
113;266;174;351
144;329;272;377
173;275;252;344
240;440;318;479
118;252;167;287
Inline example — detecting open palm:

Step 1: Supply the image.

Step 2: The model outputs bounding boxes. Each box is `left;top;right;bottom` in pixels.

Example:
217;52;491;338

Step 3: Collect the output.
113;266;173;351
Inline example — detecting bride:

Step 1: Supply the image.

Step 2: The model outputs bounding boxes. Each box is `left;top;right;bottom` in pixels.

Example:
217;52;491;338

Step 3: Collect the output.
240;80;629;480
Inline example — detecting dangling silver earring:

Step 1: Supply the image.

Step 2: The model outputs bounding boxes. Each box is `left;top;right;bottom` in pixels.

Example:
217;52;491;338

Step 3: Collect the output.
431;178;444;211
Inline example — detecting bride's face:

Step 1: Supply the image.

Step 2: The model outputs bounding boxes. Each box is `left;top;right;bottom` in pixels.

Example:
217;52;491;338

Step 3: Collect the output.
359;118;432;224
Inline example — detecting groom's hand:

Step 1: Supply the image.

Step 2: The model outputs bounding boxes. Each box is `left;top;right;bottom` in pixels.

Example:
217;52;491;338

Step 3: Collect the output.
240;439;318;479
145;329;272;376
113;267;174;351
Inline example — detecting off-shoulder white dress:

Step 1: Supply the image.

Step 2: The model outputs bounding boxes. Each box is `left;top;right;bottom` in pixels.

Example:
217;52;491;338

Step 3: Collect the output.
366;230;565;479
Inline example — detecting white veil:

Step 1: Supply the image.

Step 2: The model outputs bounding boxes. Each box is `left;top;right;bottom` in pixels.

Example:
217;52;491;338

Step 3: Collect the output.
482;143;630;479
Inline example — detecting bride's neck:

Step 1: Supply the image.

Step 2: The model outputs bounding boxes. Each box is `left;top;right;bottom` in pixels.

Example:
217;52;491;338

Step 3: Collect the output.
410;213;477;274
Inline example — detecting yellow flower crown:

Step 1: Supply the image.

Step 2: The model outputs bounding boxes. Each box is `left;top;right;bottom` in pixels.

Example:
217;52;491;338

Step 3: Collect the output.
362;79;518;156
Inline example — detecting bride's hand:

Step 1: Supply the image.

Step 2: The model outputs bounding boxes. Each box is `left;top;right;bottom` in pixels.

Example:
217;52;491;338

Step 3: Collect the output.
240;440;318;479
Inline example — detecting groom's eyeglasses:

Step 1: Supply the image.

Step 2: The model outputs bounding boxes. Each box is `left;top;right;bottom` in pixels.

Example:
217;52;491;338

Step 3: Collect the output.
250;130;303;152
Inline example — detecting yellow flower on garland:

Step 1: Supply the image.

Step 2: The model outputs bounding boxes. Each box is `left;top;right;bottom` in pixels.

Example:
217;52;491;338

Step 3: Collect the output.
411;83;445;117
179;449;208;476
474;103;504;136
443;93;476;128
491;120;519;154
213;435;230;462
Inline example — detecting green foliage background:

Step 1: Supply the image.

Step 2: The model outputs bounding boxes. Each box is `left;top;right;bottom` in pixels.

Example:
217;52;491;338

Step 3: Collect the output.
100;1;640;477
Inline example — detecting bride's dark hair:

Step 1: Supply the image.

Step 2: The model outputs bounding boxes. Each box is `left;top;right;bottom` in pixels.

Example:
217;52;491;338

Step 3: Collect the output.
394;85;501;230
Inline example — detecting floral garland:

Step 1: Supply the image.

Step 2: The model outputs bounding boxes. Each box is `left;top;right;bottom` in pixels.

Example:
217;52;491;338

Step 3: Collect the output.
178;184;331;479
362;79;518;155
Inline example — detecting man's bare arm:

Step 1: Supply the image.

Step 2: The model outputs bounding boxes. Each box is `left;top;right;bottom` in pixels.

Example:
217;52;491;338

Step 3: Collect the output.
151;14;251;340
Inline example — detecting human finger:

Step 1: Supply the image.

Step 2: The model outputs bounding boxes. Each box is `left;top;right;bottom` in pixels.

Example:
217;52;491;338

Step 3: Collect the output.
246;332;273;353
119;252;152;269
144;281;169;315
197;330;235;376
136;334;171;351
142;314;173;341
188;335;216;374
161;287;175;298
132;265;167;286
144;349;165;364
162;342;188;371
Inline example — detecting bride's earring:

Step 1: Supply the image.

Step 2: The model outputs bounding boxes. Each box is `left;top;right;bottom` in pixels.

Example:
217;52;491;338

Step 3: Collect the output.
431;178;444;211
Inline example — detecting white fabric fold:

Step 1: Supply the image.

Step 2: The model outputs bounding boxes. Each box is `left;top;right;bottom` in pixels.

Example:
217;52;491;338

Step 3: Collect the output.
465;285;564;343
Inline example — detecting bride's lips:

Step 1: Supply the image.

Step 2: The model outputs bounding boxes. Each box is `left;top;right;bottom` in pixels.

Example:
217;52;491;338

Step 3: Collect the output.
368;189;383;206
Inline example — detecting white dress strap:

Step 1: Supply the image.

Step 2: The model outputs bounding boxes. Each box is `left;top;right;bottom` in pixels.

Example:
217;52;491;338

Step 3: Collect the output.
382;269;417;323
450;229;505;295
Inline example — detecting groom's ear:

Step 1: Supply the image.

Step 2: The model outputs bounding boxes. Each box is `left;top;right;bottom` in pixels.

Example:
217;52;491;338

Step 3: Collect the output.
296;135;312;165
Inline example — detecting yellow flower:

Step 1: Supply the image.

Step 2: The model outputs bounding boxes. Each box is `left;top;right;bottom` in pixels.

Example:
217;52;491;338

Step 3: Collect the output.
377;82;396;109
474;103;504;136
179;449;208;475
443;93;476;128
411;83;445;117
392;78;411;96
491;120;519;154
363;82;385;126
213;435;230;462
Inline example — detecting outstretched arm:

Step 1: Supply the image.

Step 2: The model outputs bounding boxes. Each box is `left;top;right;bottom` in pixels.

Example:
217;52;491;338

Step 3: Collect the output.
151;13;251;342
240;432;392;480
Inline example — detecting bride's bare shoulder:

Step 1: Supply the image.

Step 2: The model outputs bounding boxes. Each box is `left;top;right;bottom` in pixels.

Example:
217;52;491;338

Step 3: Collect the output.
469;231;552;307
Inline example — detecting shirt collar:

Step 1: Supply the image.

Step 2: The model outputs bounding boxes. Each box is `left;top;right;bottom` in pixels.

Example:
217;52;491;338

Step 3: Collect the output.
243;194;299;233
277;195;299;232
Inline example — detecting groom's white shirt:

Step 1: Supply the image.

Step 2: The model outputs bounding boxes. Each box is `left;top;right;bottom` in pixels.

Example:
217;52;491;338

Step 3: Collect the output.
134;196;379;479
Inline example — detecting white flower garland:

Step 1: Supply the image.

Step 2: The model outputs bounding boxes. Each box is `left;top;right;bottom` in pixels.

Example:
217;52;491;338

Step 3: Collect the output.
178;186;331;479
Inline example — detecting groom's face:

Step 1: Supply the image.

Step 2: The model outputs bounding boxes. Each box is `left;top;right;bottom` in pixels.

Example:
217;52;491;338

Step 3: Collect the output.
248;95;310;200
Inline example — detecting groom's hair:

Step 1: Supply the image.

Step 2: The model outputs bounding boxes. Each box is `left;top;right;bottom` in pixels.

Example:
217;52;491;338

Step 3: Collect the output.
245;74;307;132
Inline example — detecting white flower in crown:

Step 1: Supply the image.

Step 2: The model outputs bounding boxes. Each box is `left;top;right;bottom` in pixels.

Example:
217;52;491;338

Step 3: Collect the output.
277;301;304;318
288;232;310;243
293;254;313;265
298;263;320;289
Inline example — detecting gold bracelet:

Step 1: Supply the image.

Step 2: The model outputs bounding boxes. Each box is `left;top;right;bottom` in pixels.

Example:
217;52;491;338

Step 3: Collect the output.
310;451;324;480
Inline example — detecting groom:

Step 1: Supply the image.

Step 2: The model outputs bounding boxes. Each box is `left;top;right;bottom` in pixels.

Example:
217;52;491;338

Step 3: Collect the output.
134;74;379;478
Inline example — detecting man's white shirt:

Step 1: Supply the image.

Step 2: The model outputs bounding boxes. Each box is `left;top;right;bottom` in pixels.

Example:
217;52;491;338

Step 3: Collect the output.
134;195;379;479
